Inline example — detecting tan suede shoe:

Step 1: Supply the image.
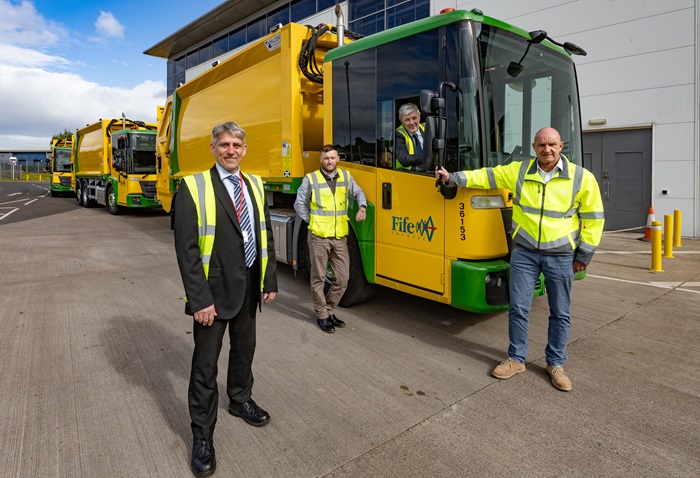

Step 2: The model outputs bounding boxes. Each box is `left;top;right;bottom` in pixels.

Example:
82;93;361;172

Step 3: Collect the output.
546;365;572;391
492;358;526;379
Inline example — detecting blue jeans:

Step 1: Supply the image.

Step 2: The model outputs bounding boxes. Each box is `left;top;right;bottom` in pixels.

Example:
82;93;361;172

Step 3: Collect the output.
507;246;575;367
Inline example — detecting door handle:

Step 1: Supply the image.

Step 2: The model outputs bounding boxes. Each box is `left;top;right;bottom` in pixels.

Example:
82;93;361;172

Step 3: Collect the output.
382;182;392;209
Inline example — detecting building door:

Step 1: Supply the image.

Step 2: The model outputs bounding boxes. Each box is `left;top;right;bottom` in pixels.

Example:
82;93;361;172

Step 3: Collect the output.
583;129;652;231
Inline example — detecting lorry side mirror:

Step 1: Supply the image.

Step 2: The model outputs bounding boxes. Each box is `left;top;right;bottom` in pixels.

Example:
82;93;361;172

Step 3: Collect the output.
420;89;439;114
113;150;124;172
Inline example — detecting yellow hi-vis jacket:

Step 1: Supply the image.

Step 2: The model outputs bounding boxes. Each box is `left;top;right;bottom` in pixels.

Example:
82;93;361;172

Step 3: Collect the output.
307;169;350;239
183;169;269;290
452;155;604;265
395;123;425;170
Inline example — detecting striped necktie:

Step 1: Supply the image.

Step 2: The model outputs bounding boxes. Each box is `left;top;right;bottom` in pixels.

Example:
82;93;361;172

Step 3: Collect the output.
228;174;256;268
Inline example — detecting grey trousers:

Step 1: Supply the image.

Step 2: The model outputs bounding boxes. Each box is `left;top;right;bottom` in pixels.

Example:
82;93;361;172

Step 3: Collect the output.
308;231;350;319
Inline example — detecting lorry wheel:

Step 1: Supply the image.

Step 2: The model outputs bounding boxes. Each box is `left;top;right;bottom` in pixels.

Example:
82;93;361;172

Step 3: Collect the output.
81;181;91;208
338;230;376;307
50;189;57;197
106;186;123;215
76;182;83;206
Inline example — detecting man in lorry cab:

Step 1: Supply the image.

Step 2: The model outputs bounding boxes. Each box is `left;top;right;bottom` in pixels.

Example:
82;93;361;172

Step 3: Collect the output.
294;144;367;333
436;127;604;392
174;121;277;477
394;103;426;171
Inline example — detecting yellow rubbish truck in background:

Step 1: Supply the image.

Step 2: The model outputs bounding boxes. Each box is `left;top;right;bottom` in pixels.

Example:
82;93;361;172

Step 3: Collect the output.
156;9;587;313
49;136;74;196
73;117;160;214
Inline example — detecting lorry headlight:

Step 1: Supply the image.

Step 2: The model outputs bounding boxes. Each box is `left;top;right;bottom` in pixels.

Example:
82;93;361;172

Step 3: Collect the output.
470;195;505;209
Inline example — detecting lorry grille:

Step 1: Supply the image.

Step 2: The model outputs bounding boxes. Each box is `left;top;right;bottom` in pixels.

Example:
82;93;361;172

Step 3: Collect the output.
59;176;71;187
140;181;156;198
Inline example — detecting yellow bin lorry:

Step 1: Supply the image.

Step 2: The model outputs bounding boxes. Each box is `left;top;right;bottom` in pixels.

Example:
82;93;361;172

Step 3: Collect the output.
156;9;587;313
73;117;160;214
49;137;74;196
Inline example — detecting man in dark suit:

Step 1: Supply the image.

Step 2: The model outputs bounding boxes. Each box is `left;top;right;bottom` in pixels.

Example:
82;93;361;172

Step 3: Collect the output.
173;121;277;477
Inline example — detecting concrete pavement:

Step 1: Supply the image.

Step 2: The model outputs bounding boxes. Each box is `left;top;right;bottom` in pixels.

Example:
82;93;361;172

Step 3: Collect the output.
0;202;698;477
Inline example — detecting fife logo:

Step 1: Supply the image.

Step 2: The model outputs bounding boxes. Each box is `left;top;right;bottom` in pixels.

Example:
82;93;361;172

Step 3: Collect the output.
391;216;438;242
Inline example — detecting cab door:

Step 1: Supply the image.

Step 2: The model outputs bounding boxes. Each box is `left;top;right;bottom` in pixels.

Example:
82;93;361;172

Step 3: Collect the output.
375;168;445;296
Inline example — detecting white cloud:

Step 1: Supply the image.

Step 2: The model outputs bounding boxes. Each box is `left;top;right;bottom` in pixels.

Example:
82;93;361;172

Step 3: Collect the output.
0;43;71;68
0;0;67;46
94;11;125;41
0;65;164;149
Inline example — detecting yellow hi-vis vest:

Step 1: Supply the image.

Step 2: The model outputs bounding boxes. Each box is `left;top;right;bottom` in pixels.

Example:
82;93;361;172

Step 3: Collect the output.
395;123;425;170
456;155;604;265
307;169;350;239
183;169;269;290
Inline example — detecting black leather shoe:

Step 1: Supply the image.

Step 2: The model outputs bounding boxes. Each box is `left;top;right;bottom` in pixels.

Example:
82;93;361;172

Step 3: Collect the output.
328;314;345;328
191;438;216;477
229;399;271;427
317;318;336;333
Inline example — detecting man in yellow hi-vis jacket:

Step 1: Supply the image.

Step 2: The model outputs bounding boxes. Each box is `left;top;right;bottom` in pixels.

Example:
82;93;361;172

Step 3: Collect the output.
174;122;277;477
294;144;367;334
437;127;604;392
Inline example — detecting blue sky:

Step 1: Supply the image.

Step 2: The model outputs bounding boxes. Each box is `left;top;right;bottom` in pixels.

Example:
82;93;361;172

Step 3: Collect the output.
0;0;222;149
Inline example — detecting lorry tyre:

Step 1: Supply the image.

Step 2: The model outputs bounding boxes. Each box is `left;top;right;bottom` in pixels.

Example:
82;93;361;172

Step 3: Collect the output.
297;223;310;280
338;230;376;307
106;186;124;215
81;181;91;208
76;182;83;206
50;189;57;197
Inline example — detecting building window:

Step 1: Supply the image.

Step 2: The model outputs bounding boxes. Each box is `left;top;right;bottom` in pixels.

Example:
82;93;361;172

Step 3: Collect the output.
350;0;430;37
247;16;266;42
318;0;336;11
199;43;212;63
229;26;246;51
291;0;315;22
267;4;289;30
212;34;228;57
387;0;429;29
186;50;199;69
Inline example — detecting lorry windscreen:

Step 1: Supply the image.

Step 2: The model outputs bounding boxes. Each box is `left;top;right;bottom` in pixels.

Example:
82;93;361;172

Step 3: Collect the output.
474;24;582;168
54;149;72;172
130;133;156;174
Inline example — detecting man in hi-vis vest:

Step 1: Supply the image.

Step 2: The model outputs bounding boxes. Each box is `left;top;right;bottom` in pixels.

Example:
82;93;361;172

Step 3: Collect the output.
174;122;277;477
294;144;367;333
394;103;425;171
437;127;604;392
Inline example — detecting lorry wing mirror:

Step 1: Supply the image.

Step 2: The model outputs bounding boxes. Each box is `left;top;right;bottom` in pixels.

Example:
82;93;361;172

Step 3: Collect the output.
420;89;443;115
421;117;438;171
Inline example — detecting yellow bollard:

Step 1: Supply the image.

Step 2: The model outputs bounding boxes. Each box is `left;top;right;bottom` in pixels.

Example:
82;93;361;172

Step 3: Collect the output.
663;214;674;258
650;220;663;272
673;210;682;248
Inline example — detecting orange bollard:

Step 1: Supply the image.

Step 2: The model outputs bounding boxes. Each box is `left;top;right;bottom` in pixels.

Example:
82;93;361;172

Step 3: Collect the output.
640;205;654;241
673;210;682;248
650;221;663;272
663;214;674;258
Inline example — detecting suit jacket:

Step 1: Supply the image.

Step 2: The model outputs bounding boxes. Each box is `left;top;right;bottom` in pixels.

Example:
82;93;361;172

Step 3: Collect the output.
394;125;425;169
173;165;277;319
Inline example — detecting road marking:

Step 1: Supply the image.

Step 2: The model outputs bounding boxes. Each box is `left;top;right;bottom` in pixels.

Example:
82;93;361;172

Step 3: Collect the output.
0;207;19;220
0;198;34;206
7;192;21;196
24;199;38;205
587;274;700;295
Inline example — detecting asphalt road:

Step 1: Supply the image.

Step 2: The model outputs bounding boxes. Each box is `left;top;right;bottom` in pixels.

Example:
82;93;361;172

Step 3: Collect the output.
1;181;699;477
